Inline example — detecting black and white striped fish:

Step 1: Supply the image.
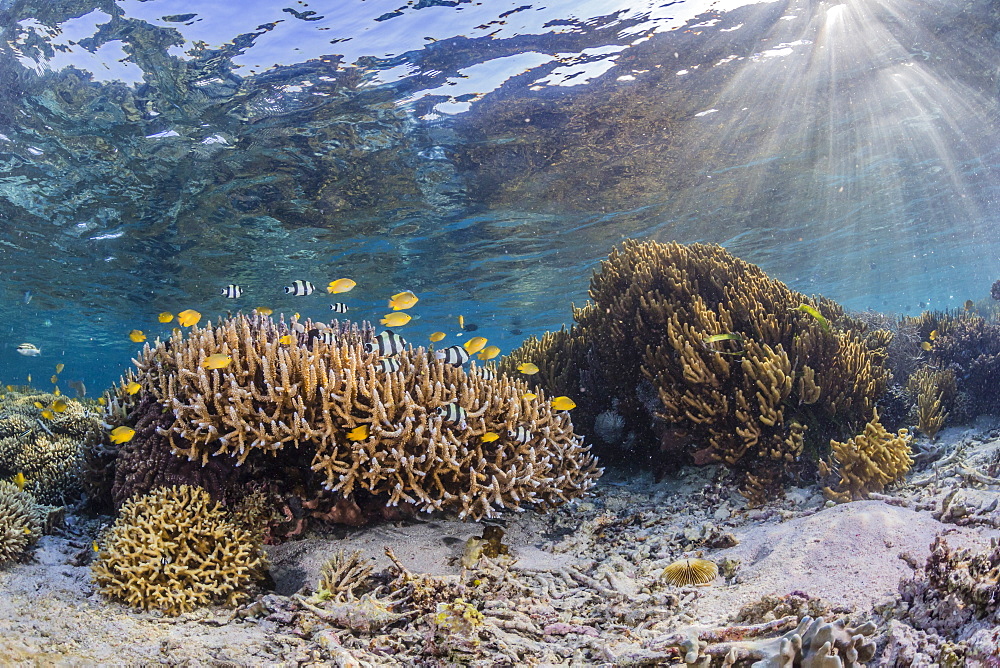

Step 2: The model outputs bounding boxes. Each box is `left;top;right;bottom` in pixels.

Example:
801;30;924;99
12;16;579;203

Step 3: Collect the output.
310;329;336;345
329;302;349;313
285;280;315;296
374;358;400;373
508;426;531;443
435;345;470;367
365;330;407;357
479;366;495;380
221;284;242;299
436;402;467;427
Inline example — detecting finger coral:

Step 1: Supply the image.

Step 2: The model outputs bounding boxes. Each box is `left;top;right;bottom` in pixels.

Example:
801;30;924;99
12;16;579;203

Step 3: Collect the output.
92;484;268;615
107;314;600;524
0;480;46;566
504;240;893;500
820;411;913;502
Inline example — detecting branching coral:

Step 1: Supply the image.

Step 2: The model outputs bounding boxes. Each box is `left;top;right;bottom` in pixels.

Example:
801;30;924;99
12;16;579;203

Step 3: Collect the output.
0;480;45;566
505;240;893;499
905;366;956;440
109;314;600;523
92;484;268;615
819;411;912;502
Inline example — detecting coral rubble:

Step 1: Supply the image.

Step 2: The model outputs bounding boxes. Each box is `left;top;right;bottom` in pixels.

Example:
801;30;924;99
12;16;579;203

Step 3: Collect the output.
92;484;268;615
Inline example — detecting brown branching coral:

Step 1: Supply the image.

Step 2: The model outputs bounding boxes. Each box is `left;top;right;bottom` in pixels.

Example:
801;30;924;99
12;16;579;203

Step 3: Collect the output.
506;240;893;498
92;484;268;616
0;480;45;566
111;314;600;522
905;366;956;440
820;411;912;502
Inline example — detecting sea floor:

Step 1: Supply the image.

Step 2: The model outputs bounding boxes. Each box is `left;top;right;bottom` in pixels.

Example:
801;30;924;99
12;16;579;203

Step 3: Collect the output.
3;420;1000;666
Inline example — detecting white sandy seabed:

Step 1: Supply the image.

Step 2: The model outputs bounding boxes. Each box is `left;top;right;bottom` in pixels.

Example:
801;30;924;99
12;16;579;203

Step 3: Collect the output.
2;419;1000;666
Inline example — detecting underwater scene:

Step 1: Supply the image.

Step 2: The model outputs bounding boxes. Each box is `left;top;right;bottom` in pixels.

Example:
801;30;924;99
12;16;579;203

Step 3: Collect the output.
5;0;1000;664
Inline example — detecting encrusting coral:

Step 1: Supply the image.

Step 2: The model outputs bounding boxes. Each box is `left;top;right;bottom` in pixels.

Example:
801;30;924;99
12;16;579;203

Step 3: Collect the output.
504;240;895;501
92;484;268;615
0;389;102;504
105;313;600;525
0;480;46;566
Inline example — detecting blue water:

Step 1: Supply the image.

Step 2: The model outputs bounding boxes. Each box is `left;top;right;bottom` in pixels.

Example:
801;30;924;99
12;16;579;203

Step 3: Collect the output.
2;0;1000;392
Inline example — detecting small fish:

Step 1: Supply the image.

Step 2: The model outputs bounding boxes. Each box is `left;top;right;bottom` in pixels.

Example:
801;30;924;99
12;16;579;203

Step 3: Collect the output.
126;381;141;395
26;374;31;383
158;312;174;323
285;280;315;296
12;472;26;491
929;330;937;341
128;329;146;343
921;341;932;351
109;426;136;444
965;299;975;311
429;332;446;343
177;309;201;327
478;345;500;360
522;392;537;400
278;334;294;345
67;379;86;398
463;336;488;354
508;426;531;443
97;397;107;406
479;367;495;380
40;409;54;420
380;312;412;327
329;303;349;313
92;541;99;553
51;398;67;413
517;362;539;375
253;307;273;316
481;432;500;443
327;278;356;294
202;354;232;370
16;343;40;357
23;290;31;305
435;345;470;367
33;401;43;409
53;387;60;396
346;425;369;441
796;304;830;332
308;329;336;345
436;403;468;426
458;315;465;329
222;284;243;299
366;330;407;357
704;333;744;345
374;358;401;373
55;363;64;374
388;291;419;310
50;375;58;384
551;396;577;411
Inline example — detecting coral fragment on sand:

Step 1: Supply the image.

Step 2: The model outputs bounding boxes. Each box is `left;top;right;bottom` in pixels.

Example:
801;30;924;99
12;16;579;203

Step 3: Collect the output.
660;557;718;586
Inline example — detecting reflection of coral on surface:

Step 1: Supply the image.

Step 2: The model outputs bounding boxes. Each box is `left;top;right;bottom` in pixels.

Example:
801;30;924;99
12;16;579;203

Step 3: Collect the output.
92;485;268;616
107;314;600;523
0;480;45;566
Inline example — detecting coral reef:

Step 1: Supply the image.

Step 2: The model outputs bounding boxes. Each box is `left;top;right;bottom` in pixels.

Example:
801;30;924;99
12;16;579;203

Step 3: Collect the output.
92;484;268;615
0;389;102;504
0;480;46;566
105;314;600;524
819;412;912;502
505;240;893;499
904;366;956;439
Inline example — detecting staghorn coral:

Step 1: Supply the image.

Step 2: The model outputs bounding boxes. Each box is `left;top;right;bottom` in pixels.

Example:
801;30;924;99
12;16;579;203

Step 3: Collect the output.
819;411;912;503
92;484;268;616
0;390;102;504
109;314;600;523
505;240;892;499
904;366;956;440
0;480;46;566
316;549;376;602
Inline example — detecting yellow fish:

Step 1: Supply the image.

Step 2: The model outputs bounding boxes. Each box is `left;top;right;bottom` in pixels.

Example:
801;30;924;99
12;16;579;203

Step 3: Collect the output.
55;363;64;374
98;397;107;406
327;278;357;294
921;341;932;351
92;541;99;553
458;315;465;329
551;396;577;411
463;336;488;354
51;398;67;413
128;329;146;343
172;327;181;335
346;425;369;441
796;304;830;332
929;330;937;341
380;312;412;327
253;307;273;316
40;409;54;420
53;387;60;396
177;309;201;327
5;385;13;391
522;392;537;400
110;426;136;444
12;472;26;491
278;334;294;345
517;362;540;375
478;345;501;360
158;312;174;323
388;291;419;310
429;332;446;343
126;381;141;395
33;401;44;409
481;432;500;443
26;374;31;383
50;375;58;384
202;354;232;370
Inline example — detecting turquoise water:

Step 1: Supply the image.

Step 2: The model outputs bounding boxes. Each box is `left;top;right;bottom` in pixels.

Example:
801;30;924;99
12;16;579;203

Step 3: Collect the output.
1;0;999;392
